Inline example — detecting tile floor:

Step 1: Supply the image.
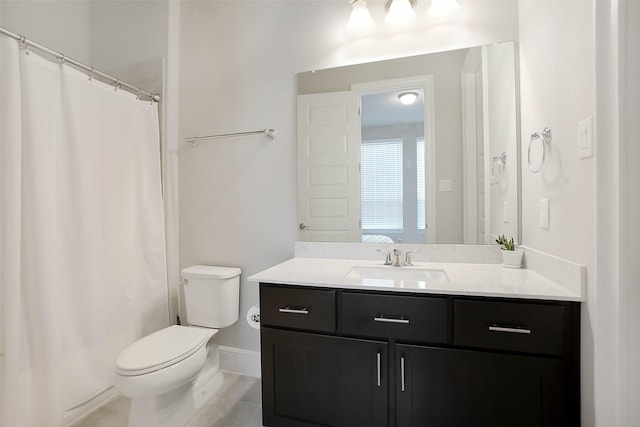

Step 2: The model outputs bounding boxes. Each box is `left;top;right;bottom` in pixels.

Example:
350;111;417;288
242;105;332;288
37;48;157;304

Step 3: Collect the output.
71;373;263;427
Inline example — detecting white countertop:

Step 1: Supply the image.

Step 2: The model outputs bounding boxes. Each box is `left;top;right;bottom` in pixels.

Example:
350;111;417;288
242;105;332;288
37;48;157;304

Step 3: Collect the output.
248;257;583;302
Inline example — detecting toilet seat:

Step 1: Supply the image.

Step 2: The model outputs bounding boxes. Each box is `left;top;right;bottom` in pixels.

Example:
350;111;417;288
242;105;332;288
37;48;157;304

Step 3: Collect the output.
116;325;214;376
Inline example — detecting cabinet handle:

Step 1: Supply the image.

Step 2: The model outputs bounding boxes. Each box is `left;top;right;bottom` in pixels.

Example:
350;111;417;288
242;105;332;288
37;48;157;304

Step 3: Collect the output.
278;307;309;315
488;325;531;334
400;356;406;392
373;316;409;324
376;352;381;387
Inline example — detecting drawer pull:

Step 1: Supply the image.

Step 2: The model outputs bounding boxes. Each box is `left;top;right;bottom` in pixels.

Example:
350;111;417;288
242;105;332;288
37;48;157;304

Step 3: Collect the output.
376;352;381;387
373;316;410;324
278;307;309;315
488;325;531;334
400;356;406;392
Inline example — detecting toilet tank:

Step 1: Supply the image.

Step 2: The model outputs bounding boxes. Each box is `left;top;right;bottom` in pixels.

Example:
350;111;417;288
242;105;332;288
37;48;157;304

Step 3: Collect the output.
181;265;241;328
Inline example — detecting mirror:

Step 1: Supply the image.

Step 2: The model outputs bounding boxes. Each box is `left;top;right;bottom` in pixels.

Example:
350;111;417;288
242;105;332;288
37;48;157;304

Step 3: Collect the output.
297;41;519;245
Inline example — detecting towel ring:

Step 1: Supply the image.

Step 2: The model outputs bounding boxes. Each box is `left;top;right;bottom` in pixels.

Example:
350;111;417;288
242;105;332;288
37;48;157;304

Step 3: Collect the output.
491;152;507;184
528;127;552;173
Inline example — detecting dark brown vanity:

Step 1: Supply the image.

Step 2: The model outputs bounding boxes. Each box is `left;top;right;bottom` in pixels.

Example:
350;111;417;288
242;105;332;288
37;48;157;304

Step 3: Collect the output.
259;282;580;427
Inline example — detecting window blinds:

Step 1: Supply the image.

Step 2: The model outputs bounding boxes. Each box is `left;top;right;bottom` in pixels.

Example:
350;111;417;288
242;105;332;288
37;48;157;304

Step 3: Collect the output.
417;138;426;230
361;140;403;229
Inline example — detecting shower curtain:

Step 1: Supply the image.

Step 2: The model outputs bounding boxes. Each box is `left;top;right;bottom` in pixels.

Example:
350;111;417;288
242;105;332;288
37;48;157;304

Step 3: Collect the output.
0;38;169;426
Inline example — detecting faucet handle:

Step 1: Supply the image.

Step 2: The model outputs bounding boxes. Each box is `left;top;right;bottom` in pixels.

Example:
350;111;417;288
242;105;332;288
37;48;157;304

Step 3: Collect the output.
377;249;392;265
404;250;420;266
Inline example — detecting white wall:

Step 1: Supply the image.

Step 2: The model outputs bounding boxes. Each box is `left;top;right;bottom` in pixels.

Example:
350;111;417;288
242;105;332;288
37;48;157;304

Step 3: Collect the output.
89;1;168;94
0;0;91;62
623;3;640;422
178;0;518;351
0;0;170;100
518;1;595;424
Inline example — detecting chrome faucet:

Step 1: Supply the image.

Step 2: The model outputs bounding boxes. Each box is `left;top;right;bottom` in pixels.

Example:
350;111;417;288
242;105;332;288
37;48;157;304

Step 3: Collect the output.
392;248;402;266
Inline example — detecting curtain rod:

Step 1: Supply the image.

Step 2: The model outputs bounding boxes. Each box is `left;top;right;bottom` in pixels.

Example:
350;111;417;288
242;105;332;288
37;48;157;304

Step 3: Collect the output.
0;26;161;103
186;129;277;147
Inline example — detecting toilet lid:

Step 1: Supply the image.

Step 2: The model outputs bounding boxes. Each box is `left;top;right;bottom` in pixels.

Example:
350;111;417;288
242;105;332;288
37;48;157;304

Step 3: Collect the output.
115;325;215;376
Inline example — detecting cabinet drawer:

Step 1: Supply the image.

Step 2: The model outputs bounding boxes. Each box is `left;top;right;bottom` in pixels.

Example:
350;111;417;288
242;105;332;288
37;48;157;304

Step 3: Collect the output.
260;284;336;333
341;292;447;343
454;299;565;356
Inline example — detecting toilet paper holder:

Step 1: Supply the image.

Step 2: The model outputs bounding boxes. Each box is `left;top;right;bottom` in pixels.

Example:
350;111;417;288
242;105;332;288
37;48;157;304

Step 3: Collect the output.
246;304;261;329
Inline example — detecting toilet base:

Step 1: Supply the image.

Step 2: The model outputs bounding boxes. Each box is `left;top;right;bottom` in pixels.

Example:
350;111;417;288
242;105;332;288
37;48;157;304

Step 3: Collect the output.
126;343;223;427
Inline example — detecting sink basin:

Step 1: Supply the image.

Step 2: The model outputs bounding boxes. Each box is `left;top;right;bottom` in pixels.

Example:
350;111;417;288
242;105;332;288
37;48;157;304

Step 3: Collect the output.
346;266;448;284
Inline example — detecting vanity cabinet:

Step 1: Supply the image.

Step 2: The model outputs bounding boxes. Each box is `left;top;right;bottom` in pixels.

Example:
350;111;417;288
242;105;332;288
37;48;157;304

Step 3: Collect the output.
395;344;564;426
259;283;580;427
261;328;387;427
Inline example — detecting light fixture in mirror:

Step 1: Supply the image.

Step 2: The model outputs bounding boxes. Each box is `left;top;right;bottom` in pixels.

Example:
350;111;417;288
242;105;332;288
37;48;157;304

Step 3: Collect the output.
297;41;520;245
385;0;416;29
347;0;375;35
398;91;419;105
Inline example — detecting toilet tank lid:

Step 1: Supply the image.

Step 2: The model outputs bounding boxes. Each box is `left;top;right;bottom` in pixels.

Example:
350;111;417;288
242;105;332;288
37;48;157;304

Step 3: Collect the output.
181;265;241;279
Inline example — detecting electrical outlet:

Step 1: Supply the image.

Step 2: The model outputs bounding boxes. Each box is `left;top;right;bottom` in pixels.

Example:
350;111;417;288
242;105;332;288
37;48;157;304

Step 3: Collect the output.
503;201;509;223
438;179;452;192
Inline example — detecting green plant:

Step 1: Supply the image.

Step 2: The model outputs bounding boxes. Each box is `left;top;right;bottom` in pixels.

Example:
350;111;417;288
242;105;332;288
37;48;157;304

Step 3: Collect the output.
496;234;515;251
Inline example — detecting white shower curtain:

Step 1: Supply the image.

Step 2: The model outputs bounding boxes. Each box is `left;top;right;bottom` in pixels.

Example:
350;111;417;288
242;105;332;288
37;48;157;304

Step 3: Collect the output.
0;38;169;426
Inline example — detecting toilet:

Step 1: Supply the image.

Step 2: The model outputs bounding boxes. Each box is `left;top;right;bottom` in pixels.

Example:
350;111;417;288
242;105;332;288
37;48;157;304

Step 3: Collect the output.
114;265;241;427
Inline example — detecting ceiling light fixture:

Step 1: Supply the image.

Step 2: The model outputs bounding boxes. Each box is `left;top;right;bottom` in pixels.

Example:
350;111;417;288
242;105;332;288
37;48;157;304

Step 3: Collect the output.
427;0;460;19
385;0;416;29
398;91;419;105
347;0;375;35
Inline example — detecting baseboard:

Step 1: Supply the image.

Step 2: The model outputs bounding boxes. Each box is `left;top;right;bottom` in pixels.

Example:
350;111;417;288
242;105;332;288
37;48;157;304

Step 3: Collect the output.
63;386;120;426
219;345;261;378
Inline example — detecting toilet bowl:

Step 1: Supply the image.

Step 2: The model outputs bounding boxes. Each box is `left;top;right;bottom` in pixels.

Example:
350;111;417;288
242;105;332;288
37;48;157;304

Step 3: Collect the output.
114;265;241;427
115;325;215;397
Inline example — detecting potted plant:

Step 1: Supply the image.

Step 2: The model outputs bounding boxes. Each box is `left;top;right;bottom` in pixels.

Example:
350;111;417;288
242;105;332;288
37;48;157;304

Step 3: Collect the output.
496;235;524;268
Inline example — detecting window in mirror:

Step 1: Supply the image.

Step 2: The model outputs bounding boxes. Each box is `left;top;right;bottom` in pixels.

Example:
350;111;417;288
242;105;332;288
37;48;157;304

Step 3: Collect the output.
361;139;403;232
361;87;426;243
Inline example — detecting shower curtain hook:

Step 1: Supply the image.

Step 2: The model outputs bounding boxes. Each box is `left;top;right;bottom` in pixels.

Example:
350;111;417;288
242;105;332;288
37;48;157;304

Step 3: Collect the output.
136;90;142;100
18;35;30;54
59;54;66;65
114;79;121;92
89;67;95;81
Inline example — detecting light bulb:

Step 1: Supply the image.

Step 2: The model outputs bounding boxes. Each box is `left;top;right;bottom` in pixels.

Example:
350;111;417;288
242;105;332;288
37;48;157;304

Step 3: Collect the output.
347;0;375;35
385;0;416;29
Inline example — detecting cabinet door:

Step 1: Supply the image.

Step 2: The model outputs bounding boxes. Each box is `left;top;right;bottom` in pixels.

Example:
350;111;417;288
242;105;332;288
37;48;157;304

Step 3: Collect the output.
395;344;566;427
261;327;388;427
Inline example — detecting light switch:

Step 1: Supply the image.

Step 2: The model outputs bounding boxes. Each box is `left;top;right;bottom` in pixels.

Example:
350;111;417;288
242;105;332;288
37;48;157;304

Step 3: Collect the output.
578;117;594;159
503;201;509;223
539;198;550;229
438;179;452;192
